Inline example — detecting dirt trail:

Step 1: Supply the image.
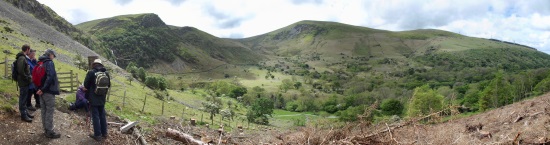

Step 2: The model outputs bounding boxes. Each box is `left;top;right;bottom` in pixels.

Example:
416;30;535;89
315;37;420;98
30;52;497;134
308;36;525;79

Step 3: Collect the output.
0;94;135;145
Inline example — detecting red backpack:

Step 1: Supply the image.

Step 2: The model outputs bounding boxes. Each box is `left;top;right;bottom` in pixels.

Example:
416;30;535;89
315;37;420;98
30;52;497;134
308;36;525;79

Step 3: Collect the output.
32;61;46;88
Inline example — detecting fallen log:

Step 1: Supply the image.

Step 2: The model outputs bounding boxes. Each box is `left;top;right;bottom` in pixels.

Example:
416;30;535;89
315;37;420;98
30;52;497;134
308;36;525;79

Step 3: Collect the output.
364;106;460;139
134;128;148;145
514;116;524;123
107;122;125;126
120;121;138;133
166;128;205;145
478;131;492;139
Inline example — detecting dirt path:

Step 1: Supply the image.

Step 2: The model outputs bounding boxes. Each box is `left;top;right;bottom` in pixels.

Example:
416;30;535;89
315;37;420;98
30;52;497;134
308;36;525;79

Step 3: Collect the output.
0;97;136;145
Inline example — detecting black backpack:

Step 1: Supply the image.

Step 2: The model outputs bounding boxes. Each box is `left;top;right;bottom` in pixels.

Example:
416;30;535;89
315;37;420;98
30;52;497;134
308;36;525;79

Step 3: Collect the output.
11;58;18;81
94;71;110;95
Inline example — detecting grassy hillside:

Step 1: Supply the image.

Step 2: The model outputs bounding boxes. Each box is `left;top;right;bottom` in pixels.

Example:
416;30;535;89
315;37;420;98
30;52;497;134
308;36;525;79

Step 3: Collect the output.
6;0;550;133
76;13;262;73
0;1;301;132
0;14;262;131
231;20;550;123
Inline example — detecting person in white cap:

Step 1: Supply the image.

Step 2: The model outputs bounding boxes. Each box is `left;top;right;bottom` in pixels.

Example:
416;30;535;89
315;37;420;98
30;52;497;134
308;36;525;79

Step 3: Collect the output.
83;59;111;141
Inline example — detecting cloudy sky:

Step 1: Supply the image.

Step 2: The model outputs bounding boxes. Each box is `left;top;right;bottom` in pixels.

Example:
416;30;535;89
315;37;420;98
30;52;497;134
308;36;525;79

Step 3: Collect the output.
37;0;550;53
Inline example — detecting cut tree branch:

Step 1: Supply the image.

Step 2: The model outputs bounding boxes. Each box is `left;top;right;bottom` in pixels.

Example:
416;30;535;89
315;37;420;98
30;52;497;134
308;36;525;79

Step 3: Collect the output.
166;128;204;145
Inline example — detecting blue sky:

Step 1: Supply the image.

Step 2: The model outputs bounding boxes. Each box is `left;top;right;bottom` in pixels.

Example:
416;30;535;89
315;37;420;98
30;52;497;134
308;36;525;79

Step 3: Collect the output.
37;0;550;53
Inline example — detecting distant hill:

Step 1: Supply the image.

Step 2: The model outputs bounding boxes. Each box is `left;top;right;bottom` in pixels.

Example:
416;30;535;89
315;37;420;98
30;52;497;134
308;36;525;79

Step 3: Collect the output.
239;20;550;77
2;1;550;144
240;20;543;61
77;13;261;72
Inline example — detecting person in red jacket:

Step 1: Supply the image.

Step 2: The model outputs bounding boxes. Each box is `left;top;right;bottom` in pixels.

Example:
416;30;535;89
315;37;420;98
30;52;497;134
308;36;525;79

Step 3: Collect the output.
36;49;61;139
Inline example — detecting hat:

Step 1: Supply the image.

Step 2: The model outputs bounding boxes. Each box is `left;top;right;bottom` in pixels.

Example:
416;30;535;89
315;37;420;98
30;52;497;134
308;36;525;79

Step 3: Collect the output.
93;59;102;65
44;49;56;57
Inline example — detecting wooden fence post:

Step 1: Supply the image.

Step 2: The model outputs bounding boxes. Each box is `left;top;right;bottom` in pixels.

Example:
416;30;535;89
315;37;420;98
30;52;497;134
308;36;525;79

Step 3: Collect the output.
4;56;7;78
182;107;185;120
122;90;126;110
75;73;79;85
107;87;111;101
142;93;148;113
70;70;74;92
162;96;165;116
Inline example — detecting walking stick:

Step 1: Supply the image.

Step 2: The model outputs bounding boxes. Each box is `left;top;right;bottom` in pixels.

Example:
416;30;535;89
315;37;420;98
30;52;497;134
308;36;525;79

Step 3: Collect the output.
86;103;90;133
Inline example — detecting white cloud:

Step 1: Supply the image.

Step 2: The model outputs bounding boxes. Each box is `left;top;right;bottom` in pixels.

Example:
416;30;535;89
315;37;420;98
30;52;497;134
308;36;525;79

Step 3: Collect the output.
37;0;550;52
531;13;550;31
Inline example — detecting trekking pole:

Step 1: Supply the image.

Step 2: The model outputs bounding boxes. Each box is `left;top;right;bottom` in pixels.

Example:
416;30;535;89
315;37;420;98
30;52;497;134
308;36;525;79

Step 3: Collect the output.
86;103;91;133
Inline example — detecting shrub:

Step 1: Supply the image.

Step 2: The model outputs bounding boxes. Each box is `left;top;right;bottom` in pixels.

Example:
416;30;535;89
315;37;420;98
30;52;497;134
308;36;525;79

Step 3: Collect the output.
285;101;299;111
229;87;247;98
407;85;444;117
145;76;159;89
246;97;274;125
380;98;403;116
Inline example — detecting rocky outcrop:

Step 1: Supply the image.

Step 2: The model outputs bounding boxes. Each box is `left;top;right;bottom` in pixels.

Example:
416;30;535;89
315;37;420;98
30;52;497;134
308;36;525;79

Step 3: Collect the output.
4;0;80;35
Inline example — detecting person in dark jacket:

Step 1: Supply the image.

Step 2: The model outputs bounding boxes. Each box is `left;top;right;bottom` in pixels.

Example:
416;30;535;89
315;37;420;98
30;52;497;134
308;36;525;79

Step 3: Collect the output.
84;59;111;141
36;49;61;139
26;49;40;110
69;85;88;112
16;44;33;122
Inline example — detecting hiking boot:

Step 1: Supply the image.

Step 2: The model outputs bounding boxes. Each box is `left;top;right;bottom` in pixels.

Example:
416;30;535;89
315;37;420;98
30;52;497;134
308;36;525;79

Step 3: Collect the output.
27;113;34;119
45;131;61;139
21;116;32;122
102;134;108;139
27;106;36;111
89;134;101;141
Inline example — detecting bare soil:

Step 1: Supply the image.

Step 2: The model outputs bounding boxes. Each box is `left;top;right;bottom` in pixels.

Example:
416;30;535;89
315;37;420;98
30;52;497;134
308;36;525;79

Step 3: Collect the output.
270;93;550;144
0;96;136;145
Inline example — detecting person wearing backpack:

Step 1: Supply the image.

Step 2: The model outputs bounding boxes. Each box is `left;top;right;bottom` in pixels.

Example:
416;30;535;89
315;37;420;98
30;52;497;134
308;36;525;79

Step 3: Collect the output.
36;49;61;139
15;44;33;122
26;49;40;110
84;59;111;141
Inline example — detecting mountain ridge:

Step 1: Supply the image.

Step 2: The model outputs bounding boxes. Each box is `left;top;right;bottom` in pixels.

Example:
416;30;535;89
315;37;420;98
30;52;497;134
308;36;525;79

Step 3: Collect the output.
1;2;550;144
76;13;262;72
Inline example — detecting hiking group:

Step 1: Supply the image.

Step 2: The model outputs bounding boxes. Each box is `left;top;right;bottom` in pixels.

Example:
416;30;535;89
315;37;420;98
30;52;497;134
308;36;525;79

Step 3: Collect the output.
13;44;111;141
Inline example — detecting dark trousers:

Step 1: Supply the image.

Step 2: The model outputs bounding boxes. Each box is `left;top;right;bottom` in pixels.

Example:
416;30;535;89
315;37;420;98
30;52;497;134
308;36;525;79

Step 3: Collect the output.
70;100;88;112
90;105;107;137
26;89;39;107
18;86;29;117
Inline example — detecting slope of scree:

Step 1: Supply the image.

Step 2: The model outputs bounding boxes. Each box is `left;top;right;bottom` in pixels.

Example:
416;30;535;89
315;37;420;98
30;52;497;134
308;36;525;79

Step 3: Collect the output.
0;0;118;70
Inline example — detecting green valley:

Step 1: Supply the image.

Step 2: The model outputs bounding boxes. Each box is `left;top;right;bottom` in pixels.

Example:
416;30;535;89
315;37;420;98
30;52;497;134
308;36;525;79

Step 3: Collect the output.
1;0;550;144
